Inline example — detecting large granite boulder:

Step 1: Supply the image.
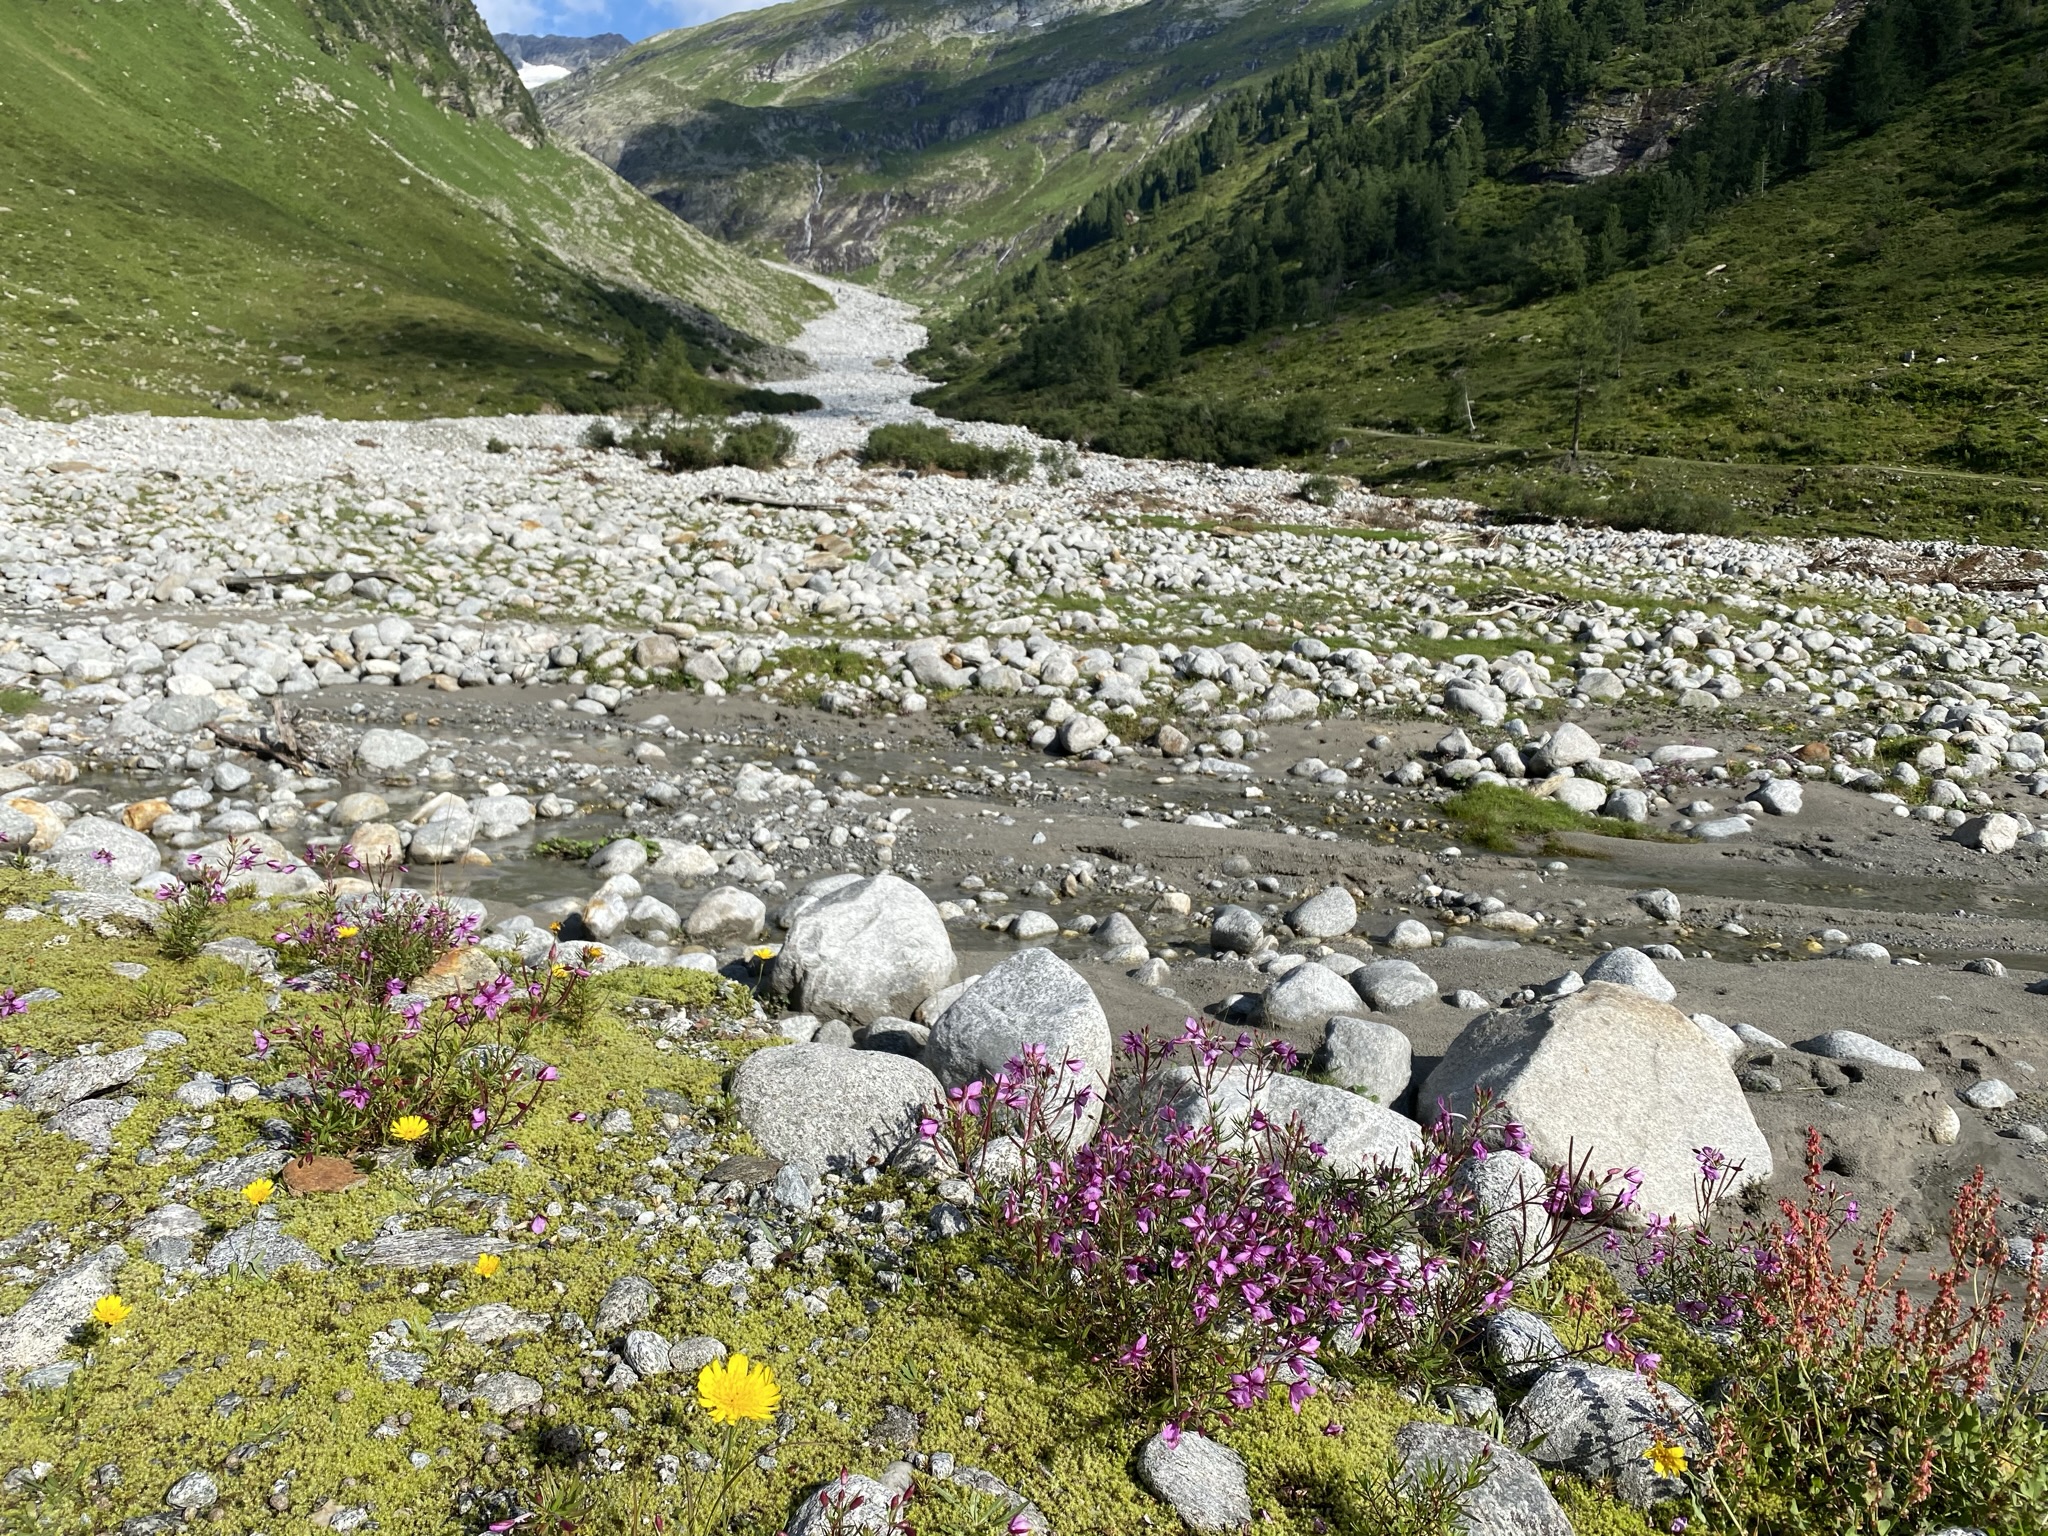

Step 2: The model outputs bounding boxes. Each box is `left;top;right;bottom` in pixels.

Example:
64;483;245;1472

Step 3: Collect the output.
767;874;955;1024
1420;982;1771;1222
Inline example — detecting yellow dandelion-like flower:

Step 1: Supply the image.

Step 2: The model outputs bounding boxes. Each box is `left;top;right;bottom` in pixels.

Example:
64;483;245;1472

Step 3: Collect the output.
334;925;360;939
1644;1440;1688;1479
242;1178;275;1206
389;1115;430;1143
551;964;569;979
93;1295;132;1327
473;1253;502;1278
697;1352;780;1425
750;946;777;961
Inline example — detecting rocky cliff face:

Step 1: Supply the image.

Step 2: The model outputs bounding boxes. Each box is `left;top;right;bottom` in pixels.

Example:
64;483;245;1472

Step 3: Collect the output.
303;0;544;143
494;31;633;72
744;0;1152;85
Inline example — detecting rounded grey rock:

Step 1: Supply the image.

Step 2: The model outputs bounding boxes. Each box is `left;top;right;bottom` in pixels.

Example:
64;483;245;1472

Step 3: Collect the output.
1580;946;1675;1003
1262;963;1367;1033
1136;1429;1251;1533
670;1335;728;1374
732;1043;942;1176
1748;778;1804;816
1422;983;1772;1222
685;886;767;946
1319;1016;1412;1105
407;810;475;864
1601;788;1649;823
928;948;1111;1142
1960;1078;2017;1110
1054;714;1109;756
1285;886;1358;939
1506;1363;1705;1508
165;1471;219;1512
621;1329;672;1376
1797;1030;1922;1071
356;728;429;772
595;1275;659;1334
1352;958;1436;1011
1010;910;1059;941
1394;1422;1570;1536
767;873;956;1024
51;816;161;885
1633;888;1682;922
1453;1149;1551;1280
471;1370;544;1415
1385;918;1434;951
1483;1307;1568;1387
1538;721;1601;771
788;1473;901;1535
204;1220;327;1278
1210;904;1264;955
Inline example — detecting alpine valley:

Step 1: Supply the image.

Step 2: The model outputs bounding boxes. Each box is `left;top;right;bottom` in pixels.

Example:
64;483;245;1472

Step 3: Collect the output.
4;4;2048;1536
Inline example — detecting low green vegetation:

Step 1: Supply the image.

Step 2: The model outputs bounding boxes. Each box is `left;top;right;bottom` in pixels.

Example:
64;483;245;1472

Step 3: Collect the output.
531;835;664;861
0;0;825;420
4;862;2043;1534
0;865;1658;1536
1507;478;1749;535
600;413;802;472
918;0;2048;537
1299;473;1346;507
859;423;1031;481
1443;782;1660;850
1874;733;1936;764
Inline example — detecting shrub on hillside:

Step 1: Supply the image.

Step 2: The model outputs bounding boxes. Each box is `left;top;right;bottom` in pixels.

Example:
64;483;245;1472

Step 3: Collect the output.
1510;477;1744;535
859;423;1030;481
616;414;798;472
651;425;722;473
719;418;797;470
1299;472;1344;506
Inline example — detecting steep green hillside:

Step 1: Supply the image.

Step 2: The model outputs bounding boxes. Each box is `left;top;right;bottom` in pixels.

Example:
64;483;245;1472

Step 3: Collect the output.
918;0;2048;538
536;0;1384;295
0;0;826;420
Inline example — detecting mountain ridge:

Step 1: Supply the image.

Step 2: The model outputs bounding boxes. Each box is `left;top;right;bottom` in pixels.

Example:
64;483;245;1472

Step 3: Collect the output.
534;0;1380;293
0;0;825;420
493;30;634;73
913;0;2048;537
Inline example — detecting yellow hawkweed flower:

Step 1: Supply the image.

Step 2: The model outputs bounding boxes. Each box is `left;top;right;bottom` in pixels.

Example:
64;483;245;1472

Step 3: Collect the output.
473;1253;501;1278
750;946;777;961
335;925;360;939
93;1295;132;1327
389;1115;430;1143
1644;1440;1688;1479
242;1178;275;1206
697;1352;780;1424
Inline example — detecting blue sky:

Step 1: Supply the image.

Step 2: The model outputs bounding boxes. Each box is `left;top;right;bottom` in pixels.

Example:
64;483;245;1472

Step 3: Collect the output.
476;0;766;38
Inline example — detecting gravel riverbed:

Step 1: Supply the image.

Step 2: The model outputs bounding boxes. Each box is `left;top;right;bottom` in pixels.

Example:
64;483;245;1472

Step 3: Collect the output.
5;276;2048;1254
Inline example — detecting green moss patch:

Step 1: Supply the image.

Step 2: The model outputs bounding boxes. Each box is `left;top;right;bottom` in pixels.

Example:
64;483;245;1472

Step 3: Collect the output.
1443;783;1666;853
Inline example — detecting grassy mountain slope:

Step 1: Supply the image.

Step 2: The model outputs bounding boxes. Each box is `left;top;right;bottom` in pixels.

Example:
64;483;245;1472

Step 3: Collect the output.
918;0;2048;538
0;0;826;421
535;0;1384;295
